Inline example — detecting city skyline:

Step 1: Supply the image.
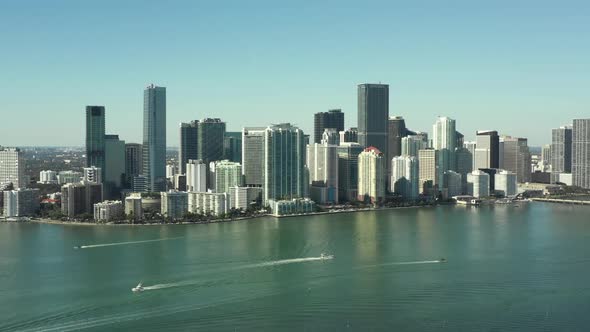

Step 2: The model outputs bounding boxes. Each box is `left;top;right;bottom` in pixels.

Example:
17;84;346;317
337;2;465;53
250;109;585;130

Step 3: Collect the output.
2;1;590;147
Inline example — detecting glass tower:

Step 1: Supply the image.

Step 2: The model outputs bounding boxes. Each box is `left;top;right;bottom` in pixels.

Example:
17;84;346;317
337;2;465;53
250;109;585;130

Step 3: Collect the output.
143;84;167;192
85;106;105;177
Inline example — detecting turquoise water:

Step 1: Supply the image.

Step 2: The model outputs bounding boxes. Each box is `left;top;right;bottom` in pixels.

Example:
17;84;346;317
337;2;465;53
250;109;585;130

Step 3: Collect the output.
1;203;590;331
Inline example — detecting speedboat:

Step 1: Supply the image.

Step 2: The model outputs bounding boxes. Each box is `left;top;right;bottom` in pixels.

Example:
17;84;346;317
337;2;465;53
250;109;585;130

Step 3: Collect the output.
132;282;144;292
439;258;447;263
73;246;80;250
320;253;334;260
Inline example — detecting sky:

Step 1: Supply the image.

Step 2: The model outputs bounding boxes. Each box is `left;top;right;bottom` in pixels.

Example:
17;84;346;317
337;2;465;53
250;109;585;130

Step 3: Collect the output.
1;0;589;147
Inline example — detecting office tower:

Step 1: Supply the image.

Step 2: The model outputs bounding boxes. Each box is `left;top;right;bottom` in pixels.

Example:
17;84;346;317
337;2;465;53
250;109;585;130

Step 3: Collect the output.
455;147;473;194
444;171;462;197
432;117;457;173
551;126;572;173
242;127;266;187
340;127;358;143
357;147;386;203
166;165;177;180
414;131;429;147
229;186;263;210
125;143;142;188
263;123;306;204
3;188;39;217
93;201;123;222
401;135;426;158
388;116;409;160
104;134;125;198
186;159;207;192
179;121;199;174
314;109;344;143
198;118;226;164
466;170;490;198
418;148;438;194
174;174;187;191
57;171;82;185
390;156;419;199
143;84;167;192
188;192;229;216
85;106;105;177
358;84;389;154
501;136;531;183
307;141;339;204
132;175;148;193
83;166;102;184
495;170;517;197
455;131;464;149
214;160;243;194
0;147;25;189
475;130;499;169
125;193;143;222
337;142;363;202
161;191;188;220
541;144;552;170
39;170;57;184
464;141;477;169
572;119;590;188
61;182;103;217
224;132;243;163
322;128;340;145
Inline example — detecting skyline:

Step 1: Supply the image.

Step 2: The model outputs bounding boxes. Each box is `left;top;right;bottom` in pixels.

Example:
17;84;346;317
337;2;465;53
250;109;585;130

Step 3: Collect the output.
2;1;590;146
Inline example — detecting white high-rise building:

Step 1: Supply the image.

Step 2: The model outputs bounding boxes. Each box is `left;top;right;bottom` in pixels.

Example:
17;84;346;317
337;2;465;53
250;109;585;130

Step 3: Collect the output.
125;193;143;221
94;200;124;222
3;188;39;217
444;171;462;197
495;170;517;197
166;164;177;180
161;191;188;219
39;170;58;184
390;156;419;199
307;142;339;204
401;135;427;158
552;126;572;174
358;147;386;203
432;117;457;175
186;159;207;192
214;160;243;194
466;170;490;198
0;147;25;189
83;166;102;184
572;119;590;189
229;186;263;210
418;148;438;194
188;192;229;216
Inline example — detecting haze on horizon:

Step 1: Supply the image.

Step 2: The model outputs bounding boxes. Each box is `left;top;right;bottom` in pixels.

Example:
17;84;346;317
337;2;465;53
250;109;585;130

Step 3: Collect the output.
1;0;589;147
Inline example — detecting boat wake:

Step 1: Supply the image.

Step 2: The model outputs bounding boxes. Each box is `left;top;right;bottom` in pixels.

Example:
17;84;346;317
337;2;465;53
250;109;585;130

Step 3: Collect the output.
357;259;445;269
75;237;183;249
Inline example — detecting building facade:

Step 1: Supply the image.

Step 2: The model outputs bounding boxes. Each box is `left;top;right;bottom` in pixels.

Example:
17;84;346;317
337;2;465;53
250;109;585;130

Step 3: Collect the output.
143;84;167;192
188;192;229;216
214;160;243;194
61;182;103;217
551;126;572;174
501;136;532;183
0;147;25;189
161;191;188;219
418;148;438;195
39;170;58;184
466;170;490;198
186;159;207;192
390;156;419;200
307;142;339;204
336;142;363;202
475;130;499;169
229;186;263;210
242;127;266;187
3;188;39;217
104;134;125;198
85;106;106;177
358;84;389;155
125;193;143;221
495;170;517;197
314;109;344;144
357;147;386;203
94;200;124;222
125;143;143;188
572;119;590;188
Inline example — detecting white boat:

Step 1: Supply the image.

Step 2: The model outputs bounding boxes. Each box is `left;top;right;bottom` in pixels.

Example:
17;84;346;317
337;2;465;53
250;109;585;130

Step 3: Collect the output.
132;282;144;292
320;253;334;260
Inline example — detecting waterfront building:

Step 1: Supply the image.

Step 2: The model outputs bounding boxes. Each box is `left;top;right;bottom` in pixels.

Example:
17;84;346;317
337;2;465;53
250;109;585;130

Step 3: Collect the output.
223;132;242;163
61;182;103;217
307;140;339;204
229;186;263;210
390;156;419;200
0;147;25;189
401;135;427;158
161;191;188;220
314;109;344;144
188;191;229;216
214;160;243;194
475;130;499;169
39;170;57;184
358;83;389;158
3;188;39;217
178;118;226;176
466;170;490;198
573;119;590;188
263;123;307;205
495;170;517;197
93;200;123;222
242;127;266;187
357;147;386;203
339;127;358;143
186;159;207;192
143;84;167;192
83;166;102;184
125;143;142;188
444;171;462;198
104;134;125;198
269;198;315;216
85;106;105;178
551;126;572;174
336;142;363;202
418;148;438;195
432;117;457;178
124;193;143;221
501;136;532;183
57;171;82;185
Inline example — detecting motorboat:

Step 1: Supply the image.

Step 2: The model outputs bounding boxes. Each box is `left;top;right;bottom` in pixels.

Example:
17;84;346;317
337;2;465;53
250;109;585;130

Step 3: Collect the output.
439;258;447;263
73;246;80;250
132;282;144;292
320;253;334;260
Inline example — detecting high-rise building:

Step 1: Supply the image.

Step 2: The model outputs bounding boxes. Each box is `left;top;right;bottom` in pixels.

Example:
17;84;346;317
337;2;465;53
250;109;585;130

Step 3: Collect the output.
541;144;552;170
475;130;499;169
551;126;572;174
224;132;243;163
418;148;438;195
358;84;389;154
104;134;125;198
85;106;105;177
198;118;226;164
322;128;340;145
83;166;102;184
39;170;57;184
125;193;143;222
401;135;427;158
186;159;207;192
432;117;457;178
125;143;142;188
495;170;517;197
166;164;177;180
390;156;419;200
572;119;590;188
339;127;358;143
337;142;363;202
242;127;266;187
455;147;473;194
501;136;531;183
0;147;25;189
161;190;188;220
3;188;39;217
143;84;167;192
464;141;476;169
307;141;339;204
314;109;344;144
357;147;386;203
179;121;199;174
444;171;462;197
466;170;490;198
214;160;243;194
132;175;148;193
388;116;409;160
229;186;263;210
61;182;103;217
263;124;306;204
188;192;229;216
93;201;123;222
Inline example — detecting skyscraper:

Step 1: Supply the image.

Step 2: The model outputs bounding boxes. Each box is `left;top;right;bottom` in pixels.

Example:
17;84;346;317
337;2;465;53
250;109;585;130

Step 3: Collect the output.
495;170;517;197
213;160;243;194
357;147;386;203
178;121;199;174
242;127;266;187
337;142;363;202
186;159;207;192
572;119;590;189
178;118;226;176
0;147;25;189
432;117;457;186
455;147;473;194
104;134;126;198
401;135;427;158
307;140;339;204
388;116;408;160
358;84;389;154
125;143;142;188
551;126;572;173
390;156;419;200
339;127;358;143
263;123;306;204
85;106;106;177
418;148;438;195
143;84;166;192
223;132;243;163
475;130;499;169
314;109;344;143
501;136;531;183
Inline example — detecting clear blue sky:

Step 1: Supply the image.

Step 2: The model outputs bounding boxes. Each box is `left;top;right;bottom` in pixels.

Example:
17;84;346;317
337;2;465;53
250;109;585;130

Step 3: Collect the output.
1;0;589;147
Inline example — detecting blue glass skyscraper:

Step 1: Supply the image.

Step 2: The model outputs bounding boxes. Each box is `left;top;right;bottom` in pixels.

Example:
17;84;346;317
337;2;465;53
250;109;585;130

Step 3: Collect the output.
143;84;167;192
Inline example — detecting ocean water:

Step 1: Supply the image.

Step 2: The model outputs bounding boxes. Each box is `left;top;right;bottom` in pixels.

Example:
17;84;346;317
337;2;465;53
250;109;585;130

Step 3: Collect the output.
1;203;590;331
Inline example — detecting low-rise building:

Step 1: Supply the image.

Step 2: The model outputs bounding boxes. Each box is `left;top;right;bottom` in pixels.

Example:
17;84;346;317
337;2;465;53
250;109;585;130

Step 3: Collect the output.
229;186;263;210
39;170;58;184
3;188;40;217
94;200;124;222
161;191;188;220
188;192;229;216
125;193;143;221
269;198;316;216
